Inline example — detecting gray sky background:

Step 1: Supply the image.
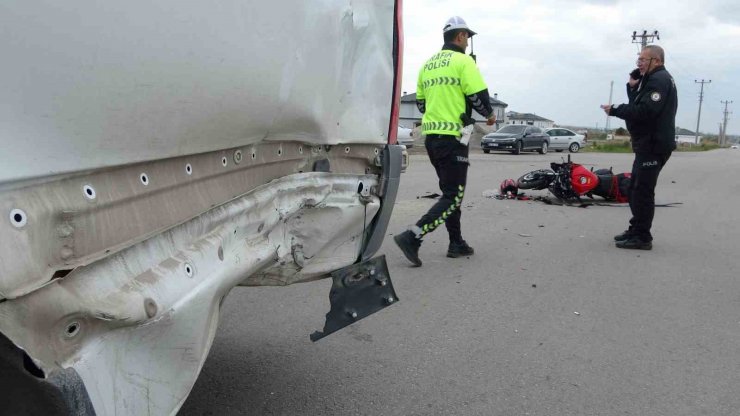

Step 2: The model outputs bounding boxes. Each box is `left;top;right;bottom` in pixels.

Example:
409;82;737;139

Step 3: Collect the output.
401;0;740;135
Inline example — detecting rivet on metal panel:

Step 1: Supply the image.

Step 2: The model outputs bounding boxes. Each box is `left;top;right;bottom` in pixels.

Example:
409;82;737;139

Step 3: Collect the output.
348;311;358;319
374;148;379;156
60;247;74;260
344;146;351;154
184;263;194;278
140;173;149;186
57;223;74;238
298;146;303;154
83;185;96;200
251;150;257;160
185;163;193;175
9;209;28;228
233;150;243;164
64;322;81;339
144;298;158;318
221;156;228;167
278;147;283;156
386;296;395;304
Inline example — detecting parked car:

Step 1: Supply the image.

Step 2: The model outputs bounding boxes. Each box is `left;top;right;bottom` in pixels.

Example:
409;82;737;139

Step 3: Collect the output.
397;126;414;148
481;125;550;154
545;128;586;153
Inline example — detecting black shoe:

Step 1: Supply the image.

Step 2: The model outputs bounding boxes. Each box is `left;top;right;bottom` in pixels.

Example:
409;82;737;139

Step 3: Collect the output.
614;230;634;242
394;230;422;266
615;237;652;250
447;240;474;258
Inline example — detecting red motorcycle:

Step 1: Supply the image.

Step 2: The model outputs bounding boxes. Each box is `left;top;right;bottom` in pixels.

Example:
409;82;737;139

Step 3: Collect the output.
516;156;631;202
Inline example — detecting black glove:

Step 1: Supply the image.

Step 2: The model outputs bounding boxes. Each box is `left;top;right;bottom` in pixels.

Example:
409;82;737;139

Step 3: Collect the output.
460;113;476;127
629;68;642;80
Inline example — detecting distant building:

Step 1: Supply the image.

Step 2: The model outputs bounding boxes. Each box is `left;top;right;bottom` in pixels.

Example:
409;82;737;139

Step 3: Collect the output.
675;127;702;144
399;92;508;130
505;111;554;129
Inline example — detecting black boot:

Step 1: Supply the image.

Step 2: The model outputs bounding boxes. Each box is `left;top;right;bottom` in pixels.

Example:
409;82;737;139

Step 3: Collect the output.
615;237;652;250
613;230;634;242
447;240;474;258
394;230;422;266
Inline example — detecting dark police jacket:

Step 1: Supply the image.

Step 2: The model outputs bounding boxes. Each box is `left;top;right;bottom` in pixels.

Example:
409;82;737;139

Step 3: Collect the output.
610;66;678;154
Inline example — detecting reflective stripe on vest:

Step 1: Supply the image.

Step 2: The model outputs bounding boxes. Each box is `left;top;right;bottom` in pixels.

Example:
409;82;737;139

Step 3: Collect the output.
417;49;488;138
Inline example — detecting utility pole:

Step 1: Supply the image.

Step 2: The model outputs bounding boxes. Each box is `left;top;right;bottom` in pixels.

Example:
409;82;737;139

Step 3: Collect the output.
719;123;724;145
632;30;660;48
605;80;613;132
721;100;733;146
694;79;711;144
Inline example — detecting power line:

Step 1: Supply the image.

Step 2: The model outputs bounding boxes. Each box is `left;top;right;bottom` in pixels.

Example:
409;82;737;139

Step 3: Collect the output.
694;79;711;144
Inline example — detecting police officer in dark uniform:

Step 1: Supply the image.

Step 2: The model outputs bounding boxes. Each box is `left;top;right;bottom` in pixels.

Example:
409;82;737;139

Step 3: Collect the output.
601;45;677;250
393;16;495;266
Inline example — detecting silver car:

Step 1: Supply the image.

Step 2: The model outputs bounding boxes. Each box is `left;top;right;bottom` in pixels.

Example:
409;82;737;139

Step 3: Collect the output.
397;126;415;148
545;128;586;153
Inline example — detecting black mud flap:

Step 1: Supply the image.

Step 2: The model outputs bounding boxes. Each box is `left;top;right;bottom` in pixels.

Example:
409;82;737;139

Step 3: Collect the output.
310;255;398;342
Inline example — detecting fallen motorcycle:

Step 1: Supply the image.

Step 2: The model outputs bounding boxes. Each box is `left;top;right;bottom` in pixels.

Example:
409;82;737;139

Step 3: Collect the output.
516;155;631;202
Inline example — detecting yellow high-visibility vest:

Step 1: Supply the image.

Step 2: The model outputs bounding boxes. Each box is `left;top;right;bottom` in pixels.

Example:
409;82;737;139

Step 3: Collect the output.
417;49;488;137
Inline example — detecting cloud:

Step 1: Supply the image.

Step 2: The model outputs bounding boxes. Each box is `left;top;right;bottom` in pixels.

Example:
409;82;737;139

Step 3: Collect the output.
710;2;740;25
402;0;740;134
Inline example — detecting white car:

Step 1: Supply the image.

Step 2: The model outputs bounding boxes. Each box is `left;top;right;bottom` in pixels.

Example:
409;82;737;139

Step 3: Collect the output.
397;126;415;148
545;128;586;153
731;144;739;149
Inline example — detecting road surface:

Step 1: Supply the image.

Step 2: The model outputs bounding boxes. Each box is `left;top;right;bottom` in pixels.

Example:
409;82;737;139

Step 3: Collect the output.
181;149;740;416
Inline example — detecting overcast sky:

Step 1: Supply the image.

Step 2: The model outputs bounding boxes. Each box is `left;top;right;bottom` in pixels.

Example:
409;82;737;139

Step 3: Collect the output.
401;0;740;135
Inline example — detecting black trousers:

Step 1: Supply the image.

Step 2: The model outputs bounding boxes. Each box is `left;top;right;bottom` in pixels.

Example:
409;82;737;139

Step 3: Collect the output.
628;152;671;240
415;135;469;243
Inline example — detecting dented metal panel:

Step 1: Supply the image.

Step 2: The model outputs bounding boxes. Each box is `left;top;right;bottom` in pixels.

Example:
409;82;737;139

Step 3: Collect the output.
0;0;395;183
0;0;402;414
0;171;380;414
0;142;382;299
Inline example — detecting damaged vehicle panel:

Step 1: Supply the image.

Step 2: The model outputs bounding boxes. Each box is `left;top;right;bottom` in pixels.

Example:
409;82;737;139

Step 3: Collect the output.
0;0;404;414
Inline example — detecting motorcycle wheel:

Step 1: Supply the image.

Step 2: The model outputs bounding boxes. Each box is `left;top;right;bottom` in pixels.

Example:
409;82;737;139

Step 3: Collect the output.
517;169;556;190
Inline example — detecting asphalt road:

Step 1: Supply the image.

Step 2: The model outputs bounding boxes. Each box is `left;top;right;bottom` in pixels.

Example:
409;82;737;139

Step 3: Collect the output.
181;148;740;416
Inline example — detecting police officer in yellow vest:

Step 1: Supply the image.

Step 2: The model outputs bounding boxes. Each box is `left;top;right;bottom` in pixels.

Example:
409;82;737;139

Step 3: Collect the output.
395;16;496;267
